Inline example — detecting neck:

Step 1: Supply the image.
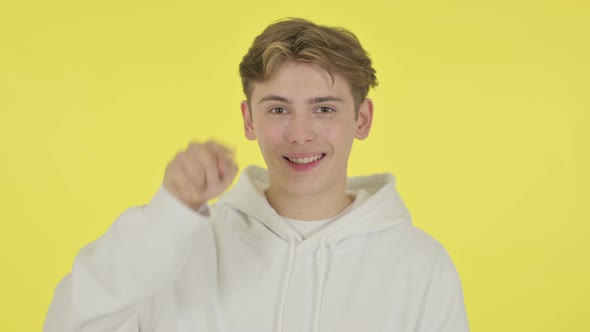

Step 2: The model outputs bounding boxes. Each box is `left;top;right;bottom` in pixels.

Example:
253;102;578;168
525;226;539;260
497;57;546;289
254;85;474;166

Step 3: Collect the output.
265;182;353;221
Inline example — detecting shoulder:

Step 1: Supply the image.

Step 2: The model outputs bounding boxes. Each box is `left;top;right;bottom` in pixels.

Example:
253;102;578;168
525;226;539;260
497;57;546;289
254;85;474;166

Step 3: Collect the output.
387;222;447;252
379;223;457;270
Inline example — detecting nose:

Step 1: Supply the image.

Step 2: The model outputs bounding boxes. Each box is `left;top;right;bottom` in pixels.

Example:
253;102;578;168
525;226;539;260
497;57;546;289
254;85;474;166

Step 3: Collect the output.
284;112;318;144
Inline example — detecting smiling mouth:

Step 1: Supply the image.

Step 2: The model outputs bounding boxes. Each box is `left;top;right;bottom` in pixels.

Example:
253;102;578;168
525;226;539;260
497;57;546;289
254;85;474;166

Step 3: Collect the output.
283;153;326;164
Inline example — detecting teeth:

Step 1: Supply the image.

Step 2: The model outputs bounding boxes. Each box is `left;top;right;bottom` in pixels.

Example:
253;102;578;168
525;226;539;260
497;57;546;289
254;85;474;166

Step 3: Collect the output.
286;154;323;164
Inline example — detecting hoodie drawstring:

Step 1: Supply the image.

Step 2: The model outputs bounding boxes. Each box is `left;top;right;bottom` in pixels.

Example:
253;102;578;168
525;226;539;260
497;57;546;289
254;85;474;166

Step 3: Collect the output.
274;235;297;332
274;236;332;332
312;239;330;332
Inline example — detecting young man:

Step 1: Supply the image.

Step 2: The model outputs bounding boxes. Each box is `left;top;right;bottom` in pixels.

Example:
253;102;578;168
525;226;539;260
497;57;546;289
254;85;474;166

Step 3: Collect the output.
45;18;469;332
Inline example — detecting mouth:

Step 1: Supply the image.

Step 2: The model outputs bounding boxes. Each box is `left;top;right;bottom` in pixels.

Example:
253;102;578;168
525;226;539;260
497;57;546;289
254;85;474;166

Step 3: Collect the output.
283;153;326;165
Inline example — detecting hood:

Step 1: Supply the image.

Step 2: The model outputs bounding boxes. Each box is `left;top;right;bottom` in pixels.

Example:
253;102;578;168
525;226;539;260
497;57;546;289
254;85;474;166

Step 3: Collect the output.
217;165;413;332
218;165;412;246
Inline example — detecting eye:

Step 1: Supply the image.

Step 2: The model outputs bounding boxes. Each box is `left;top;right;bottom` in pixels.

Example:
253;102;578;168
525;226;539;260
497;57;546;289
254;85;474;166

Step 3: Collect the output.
270;107;287;114
316;106;335;113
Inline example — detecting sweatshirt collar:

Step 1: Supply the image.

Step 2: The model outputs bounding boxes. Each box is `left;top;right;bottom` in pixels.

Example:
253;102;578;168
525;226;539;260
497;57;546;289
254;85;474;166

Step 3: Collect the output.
218;165;412;247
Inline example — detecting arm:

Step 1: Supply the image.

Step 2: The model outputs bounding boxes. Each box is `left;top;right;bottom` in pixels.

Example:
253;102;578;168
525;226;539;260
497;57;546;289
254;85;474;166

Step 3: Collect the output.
43;186;210;332
416;249;470;332
44;140;238;332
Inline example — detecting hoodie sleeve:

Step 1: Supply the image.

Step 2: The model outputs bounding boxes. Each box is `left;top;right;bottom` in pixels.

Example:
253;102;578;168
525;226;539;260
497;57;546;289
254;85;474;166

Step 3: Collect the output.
43;185;211;332
416;249;470;332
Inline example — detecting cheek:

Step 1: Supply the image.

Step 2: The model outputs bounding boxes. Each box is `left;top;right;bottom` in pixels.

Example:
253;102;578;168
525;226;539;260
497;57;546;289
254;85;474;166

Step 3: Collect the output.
255;121;284;144
319;120;355;141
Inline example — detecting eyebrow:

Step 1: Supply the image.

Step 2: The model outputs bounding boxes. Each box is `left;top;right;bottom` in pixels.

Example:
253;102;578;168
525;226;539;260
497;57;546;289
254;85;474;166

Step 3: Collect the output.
258;94;345;105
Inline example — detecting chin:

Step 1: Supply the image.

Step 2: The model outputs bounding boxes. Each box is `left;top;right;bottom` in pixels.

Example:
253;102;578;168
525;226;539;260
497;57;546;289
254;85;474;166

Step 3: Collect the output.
267;169;322;195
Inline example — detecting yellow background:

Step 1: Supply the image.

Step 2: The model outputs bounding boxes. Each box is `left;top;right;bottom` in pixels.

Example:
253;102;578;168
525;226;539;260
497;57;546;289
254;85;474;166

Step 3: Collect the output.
1;0;588;331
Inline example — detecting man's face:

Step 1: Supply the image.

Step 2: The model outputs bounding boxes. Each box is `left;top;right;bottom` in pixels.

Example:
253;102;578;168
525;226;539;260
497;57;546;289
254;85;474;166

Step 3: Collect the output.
241;62;373;197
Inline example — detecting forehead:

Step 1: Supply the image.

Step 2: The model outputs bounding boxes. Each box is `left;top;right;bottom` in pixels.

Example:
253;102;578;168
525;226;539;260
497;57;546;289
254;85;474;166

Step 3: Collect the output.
251;62;353;102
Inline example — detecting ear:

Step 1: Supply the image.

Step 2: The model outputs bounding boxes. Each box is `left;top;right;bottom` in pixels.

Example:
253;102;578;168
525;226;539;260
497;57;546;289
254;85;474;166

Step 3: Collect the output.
354;98;374;140
241;100;257;141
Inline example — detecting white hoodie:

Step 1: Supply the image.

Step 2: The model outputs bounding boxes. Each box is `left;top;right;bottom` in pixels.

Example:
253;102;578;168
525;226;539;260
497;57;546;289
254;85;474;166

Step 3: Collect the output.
44;165;469;332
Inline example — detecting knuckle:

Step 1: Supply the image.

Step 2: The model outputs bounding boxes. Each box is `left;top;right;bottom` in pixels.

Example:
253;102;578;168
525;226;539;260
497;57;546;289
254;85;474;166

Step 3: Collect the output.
196;151;214;168
186;142;201;154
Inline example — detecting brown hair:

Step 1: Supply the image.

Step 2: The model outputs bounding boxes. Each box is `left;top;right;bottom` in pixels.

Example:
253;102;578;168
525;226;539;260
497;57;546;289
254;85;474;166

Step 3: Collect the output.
239;17;378;115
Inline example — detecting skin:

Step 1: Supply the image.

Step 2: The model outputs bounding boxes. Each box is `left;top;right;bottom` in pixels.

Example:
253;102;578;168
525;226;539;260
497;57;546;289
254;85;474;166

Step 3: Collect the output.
163;141;238;211
241;62;374;221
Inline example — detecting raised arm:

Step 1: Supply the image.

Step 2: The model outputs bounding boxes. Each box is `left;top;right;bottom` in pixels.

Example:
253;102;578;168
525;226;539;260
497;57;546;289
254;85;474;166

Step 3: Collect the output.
44;141;237;332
